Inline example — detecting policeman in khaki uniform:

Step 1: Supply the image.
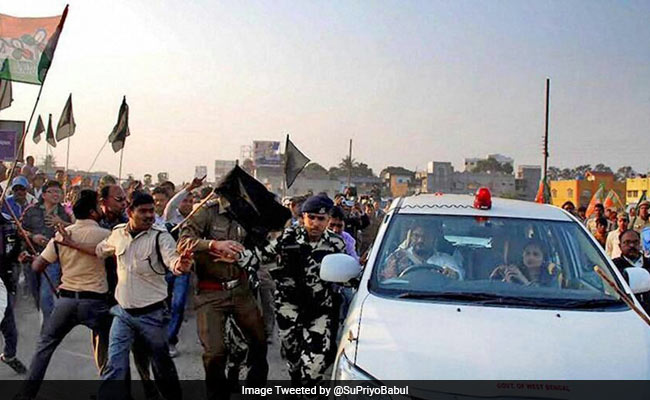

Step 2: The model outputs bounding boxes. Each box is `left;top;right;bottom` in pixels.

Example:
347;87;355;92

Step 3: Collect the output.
177;197;267;400
629;200;650;232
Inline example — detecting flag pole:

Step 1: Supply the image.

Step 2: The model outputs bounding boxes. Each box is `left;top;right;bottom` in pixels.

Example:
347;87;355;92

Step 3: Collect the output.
118;147;124;182
0;80;46;208
87;137;109;173
64;137;71;197
347;139;352;189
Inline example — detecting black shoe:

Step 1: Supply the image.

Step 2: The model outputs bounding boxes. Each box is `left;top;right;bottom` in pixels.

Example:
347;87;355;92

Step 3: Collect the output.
1;354;27;374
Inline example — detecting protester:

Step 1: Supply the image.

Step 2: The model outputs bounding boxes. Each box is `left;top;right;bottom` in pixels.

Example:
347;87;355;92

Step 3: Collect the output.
594;217;609;249
161;176;203;357
2;177;36;218
577;205;587;223
328;206;359;261
586;204;609;235
151;186;170;226
95;192;192;400
19;190;112;399
30;173;46;201
561;201;576;216
21;180;71;329
606;213;629;259
0;212;27;375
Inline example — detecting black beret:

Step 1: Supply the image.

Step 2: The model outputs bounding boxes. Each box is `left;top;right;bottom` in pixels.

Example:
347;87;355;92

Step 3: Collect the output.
301;194;333;214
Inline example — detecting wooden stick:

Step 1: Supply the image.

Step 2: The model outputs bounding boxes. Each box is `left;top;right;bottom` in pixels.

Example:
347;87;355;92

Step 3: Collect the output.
594;266;650;327
170;191;216;233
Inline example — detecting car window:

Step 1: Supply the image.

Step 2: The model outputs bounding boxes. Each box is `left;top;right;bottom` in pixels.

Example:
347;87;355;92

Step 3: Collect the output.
370;214;624;309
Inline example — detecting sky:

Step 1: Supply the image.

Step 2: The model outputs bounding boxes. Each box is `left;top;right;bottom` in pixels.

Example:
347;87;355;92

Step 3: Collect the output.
2;0;649;183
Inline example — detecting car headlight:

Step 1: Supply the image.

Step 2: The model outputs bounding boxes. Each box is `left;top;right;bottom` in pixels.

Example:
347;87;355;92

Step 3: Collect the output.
334;351;374;380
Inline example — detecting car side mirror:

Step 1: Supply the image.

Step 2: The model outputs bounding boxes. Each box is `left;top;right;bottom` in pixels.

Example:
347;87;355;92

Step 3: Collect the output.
625;267;650;294
321;254;361;283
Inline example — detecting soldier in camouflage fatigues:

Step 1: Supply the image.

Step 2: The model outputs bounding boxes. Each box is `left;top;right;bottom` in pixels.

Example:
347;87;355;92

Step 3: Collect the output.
258;195;345;386
177;198;267;400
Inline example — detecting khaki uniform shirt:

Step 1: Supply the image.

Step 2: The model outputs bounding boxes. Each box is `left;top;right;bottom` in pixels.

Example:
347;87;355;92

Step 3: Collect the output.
41;219;110;293
96;224;180;308
629;218;650;233
178;200;247;283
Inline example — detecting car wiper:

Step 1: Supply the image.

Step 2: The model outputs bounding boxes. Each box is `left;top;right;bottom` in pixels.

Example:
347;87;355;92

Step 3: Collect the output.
397;291;500;301
559;298;624;309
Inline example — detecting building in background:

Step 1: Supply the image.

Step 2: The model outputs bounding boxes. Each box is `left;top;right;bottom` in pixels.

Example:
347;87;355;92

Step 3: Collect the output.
515;165;542;201
550;171;626;208
464;153;514;172
625;176;650;205
214;160;236;182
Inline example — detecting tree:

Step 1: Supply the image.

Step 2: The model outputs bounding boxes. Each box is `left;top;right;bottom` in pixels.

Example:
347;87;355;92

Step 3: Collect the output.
593;163;612;174
472;157;513;174
39;154;57;174
329;156;375;178
615;166;636;181
302;162;329;179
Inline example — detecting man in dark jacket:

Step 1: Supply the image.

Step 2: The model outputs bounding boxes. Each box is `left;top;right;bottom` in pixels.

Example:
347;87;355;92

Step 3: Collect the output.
612;229;650;312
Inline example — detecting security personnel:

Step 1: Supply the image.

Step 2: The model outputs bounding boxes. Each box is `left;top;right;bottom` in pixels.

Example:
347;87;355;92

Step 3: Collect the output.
630;200;650;233
261;194;345;386
177;196;267;400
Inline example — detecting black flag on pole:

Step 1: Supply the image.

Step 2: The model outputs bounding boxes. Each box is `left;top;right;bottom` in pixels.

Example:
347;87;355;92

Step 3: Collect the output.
46;114;56;147
108;96;130;152
214;165;291;246
33;115;44;144
284;135;310;189
55;93;75;140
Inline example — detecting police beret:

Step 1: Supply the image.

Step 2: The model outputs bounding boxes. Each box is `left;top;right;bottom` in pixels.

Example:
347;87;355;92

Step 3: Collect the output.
639;200;650;207
301;194;333;214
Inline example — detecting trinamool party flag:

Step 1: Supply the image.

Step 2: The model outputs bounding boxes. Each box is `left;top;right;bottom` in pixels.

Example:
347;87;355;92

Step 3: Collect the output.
0;6;68;85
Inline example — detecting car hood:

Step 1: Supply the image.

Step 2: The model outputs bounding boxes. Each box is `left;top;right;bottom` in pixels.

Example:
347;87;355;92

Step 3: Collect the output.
354;294;650;380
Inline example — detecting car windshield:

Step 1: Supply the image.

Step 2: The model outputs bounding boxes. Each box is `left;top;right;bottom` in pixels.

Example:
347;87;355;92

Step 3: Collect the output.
370;214;625;309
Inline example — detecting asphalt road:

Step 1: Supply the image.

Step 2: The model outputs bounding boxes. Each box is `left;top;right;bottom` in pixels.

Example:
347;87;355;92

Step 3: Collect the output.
0;289;290;382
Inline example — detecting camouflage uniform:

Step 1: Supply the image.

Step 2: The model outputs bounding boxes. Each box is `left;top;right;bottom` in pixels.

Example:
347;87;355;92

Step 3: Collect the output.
260;226;345;385
177;199;267;400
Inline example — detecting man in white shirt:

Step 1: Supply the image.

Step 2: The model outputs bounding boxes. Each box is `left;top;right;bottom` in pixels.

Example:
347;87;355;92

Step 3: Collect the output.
606;212;629;259
94;192;192;400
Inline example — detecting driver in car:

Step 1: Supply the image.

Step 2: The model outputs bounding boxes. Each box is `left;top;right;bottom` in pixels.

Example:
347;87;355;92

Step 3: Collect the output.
380;223;464;280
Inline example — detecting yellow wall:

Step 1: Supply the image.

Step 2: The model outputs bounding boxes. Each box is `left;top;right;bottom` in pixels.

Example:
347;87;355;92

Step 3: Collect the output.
550;172;627;207
626;177;650;204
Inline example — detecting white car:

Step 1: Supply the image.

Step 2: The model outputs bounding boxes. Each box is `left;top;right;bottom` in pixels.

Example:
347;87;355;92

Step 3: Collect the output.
321;189;650;383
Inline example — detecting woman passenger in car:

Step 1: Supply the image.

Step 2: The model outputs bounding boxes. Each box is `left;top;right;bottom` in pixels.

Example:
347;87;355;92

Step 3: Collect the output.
490;240;562;287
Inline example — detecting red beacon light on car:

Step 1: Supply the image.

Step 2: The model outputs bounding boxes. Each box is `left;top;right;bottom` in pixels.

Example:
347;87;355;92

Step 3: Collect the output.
474;187;492;210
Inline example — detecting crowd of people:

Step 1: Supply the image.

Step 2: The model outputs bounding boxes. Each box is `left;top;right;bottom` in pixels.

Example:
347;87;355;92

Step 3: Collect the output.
0;157;387;400
2;156;650;400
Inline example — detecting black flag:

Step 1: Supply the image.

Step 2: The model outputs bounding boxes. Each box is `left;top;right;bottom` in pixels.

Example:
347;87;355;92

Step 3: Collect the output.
214;165;291;246
33;115;44;144
284;135;310;189
108;96;130;152
55;93;75;141
46;114;56;147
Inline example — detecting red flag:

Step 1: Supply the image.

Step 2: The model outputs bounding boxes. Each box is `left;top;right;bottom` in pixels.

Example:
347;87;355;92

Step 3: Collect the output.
70;175;82;186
